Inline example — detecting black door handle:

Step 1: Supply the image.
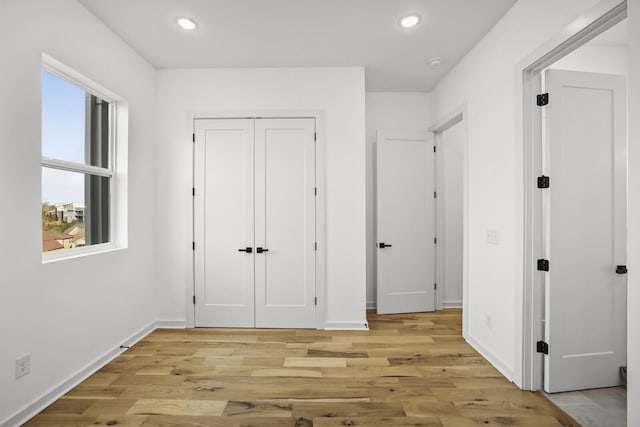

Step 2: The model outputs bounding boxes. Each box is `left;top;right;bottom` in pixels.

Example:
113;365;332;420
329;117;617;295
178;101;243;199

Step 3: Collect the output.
378;243;392;248
238;247;252;253
256;247;269;253
616;265;628;274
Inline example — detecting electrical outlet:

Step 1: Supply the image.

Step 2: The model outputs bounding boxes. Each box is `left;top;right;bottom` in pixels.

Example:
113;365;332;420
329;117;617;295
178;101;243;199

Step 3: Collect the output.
15;354;30;380
486;229;500;245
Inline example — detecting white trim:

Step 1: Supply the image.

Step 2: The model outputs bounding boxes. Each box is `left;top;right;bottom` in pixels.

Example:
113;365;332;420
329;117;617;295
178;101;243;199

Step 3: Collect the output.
1;321;168;427
324;321;370;331
155;320;189;329
42;53;122;103
41;158;113;178
430;104;469;337
444;300;463;309
517;0;627;391
42;243;122;263
465;333;515;382
187;110;327;330
366;301;377;310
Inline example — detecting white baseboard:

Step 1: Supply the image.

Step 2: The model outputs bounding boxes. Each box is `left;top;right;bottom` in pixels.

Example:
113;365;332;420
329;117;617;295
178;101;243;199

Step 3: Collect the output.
2;320;184;427
155;320;188;329
444;300;463;309
324;321;370;330
366;301;377;310
464;332;515;382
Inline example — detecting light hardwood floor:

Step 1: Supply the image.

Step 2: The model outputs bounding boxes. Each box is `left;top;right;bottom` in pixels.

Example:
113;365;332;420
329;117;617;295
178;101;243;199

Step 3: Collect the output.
26;309;579;426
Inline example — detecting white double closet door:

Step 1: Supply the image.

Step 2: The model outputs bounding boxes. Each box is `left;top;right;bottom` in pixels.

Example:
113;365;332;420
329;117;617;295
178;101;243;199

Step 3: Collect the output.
194;118;316;328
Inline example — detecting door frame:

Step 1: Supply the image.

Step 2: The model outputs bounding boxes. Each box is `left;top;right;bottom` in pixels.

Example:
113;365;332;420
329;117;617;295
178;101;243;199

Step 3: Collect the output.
430;105;469;336
518;0;627;390
185;110;327;329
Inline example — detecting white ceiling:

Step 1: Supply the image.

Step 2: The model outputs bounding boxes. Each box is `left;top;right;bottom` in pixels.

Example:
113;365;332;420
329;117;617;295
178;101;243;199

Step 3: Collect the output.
79;0;518;92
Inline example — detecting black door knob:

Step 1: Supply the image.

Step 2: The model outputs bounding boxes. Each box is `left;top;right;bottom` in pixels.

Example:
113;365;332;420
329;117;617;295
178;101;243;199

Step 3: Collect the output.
256;247;269;253
238;247;252;253
616;265;628;274
378;243;392;248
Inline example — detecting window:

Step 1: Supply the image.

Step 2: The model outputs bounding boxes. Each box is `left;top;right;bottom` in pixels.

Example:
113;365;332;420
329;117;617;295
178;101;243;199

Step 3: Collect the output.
41;63;116;257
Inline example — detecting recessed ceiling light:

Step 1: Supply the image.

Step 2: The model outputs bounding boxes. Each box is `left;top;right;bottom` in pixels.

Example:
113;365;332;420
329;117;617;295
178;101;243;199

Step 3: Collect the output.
400;15;420;29
176;17;198;30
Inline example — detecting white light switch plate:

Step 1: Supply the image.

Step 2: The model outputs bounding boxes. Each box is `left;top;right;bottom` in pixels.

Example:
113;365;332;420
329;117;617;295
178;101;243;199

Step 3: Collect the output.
486;230;500;245
15;354;30;380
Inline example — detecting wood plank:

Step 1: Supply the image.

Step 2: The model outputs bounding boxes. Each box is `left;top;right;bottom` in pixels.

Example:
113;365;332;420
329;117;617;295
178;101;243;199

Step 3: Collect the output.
292;402;406;418
284;357;347;368
221;401;292;416
126;399;227;416
313;417;443;426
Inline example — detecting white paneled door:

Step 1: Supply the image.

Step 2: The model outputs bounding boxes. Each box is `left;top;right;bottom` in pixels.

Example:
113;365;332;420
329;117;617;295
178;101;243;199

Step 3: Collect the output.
194;119;255;327
194;118;316;328
543;70;627;393
376;130;435;314
254;119;317;328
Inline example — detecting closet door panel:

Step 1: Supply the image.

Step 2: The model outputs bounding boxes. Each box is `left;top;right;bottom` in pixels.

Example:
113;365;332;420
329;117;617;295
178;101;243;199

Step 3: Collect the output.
255;118;316;328
194;119;255;327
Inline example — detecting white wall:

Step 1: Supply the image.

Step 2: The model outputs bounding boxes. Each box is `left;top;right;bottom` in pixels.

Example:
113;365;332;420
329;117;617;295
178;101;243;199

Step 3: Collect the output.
155;68;367;328
552;44;628;75
429;0;605;380
626;0;639;424
0;0;158;424
442;123;464;307
364;92;431;308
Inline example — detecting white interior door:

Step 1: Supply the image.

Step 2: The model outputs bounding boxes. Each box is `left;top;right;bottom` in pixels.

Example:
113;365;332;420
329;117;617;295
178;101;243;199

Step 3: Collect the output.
543;69;627;393
376;130;435;314
194;119;255;327
254;118;316;328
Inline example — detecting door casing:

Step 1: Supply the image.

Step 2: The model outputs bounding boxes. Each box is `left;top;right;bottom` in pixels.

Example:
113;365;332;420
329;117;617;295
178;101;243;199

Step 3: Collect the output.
518;0;628;390
431;107;469;336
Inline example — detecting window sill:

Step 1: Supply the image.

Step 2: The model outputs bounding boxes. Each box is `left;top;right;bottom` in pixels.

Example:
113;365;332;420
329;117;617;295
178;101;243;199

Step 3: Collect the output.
42;243;126;264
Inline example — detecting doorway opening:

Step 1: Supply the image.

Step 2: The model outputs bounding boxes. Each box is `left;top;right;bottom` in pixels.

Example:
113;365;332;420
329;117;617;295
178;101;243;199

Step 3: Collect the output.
521;2;628;424
431;108;469;335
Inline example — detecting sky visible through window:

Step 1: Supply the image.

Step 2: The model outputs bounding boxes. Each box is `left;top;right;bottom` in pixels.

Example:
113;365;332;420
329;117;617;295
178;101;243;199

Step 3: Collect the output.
42;70;86;204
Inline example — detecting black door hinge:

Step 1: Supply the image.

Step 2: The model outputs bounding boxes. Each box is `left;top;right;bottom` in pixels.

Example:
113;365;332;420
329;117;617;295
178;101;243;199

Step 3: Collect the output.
315;242;318;251
314;296;318;306
434;283;437;290
315;187;317;196
434;237;437;244
537;176;550;188
433;146;436;153
537;340;549;354
537;259;549;271
193;295;196;305
434;191;437;198
192;133;196;142
537;93;549;106
192;242;196;251
192;187;196;196
314;132;317;141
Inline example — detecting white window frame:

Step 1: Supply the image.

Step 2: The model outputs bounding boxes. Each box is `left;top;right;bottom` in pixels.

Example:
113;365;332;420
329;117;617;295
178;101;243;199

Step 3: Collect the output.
42;54;126;263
